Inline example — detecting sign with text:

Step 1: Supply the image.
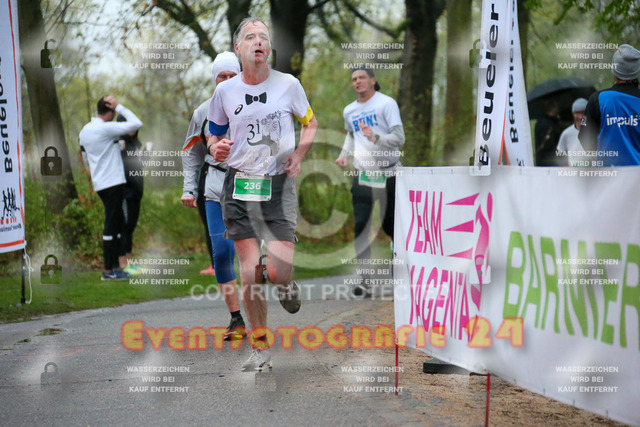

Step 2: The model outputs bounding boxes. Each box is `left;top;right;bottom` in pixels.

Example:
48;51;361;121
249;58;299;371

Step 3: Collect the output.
394;166;640;426
0;0;25;254
473;0;533;171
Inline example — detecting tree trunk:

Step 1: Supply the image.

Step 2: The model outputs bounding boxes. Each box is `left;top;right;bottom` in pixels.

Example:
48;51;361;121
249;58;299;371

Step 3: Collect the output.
18;0;77;212
444;0;473;165
398;0;445;166
153;0;310;78
270;0;309;77
518;0;529;81
226;0;252;50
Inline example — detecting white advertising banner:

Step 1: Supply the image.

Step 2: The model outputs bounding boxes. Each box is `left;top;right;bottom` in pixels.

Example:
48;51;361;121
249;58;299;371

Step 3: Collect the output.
394;166;640;426
473;0;534;171
473;0;510;172
503;0;533;166
0;0;25;254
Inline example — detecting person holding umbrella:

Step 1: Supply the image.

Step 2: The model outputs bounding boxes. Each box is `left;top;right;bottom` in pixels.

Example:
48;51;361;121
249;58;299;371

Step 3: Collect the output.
527;77;595;166
579;44;640;166
534;98;564;166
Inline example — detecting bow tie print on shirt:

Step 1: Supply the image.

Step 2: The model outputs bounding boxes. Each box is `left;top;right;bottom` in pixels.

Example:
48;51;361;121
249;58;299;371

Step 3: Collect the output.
246;93;267;105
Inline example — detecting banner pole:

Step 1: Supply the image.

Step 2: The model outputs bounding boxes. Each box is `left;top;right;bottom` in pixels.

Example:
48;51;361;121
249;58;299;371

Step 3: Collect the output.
395;343;399;396
20;250;26;304
485;372;491;426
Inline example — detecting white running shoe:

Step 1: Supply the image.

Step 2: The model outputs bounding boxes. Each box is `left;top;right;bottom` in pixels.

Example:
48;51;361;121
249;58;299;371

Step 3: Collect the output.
242;348;272;371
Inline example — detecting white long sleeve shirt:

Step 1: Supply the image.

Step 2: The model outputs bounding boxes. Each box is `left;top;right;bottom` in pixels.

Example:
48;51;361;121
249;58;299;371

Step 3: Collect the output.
79;105;143;192
182;98;213;199
182;98;229;202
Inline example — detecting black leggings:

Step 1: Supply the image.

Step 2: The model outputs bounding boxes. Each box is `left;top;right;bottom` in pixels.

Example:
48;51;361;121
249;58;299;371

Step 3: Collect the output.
351;175;395;263
197;164;214;265
97;184;126;270
121;196;141;255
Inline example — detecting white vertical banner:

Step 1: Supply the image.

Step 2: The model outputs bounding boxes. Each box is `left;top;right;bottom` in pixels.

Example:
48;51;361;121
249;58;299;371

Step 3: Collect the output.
504;0;534;166
0;0;25;253
472;0;510;174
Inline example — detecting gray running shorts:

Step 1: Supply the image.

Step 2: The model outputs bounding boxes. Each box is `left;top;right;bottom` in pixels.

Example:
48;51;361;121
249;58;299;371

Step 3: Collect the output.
221;167;297;242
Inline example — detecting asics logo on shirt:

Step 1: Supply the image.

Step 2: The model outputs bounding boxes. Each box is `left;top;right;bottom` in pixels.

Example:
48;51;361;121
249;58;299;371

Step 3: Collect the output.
234;104;244;115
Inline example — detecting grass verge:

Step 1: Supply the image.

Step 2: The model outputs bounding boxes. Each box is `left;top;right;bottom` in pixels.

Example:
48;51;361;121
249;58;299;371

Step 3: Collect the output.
0;240;392;323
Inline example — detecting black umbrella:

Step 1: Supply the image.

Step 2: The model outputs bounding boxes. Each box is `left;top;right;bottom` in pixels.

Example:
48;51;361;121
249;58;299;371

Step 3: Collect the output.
527;77;596;122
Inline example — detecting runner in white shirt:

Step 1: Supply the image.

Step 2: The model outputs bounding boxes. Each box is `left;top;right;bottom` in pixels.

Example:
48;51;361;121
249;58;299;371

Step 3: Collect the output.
336;68;405;296
181;52;246;341
181;56;236;277
208;17;318;371
79;96;142;280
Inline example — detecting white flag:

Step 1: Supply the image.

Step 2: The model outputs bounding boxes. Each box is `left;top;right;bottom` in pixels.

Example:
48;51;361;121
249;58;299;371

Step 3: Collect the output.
0;0;25;253
504;0;534;166
473;0;533;172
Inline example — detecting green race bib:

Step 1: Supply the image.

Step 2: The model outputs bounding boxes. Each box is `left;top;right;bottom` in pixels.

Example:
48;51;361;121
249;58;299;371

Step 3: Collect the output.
233;172;272;201
359;170;386;188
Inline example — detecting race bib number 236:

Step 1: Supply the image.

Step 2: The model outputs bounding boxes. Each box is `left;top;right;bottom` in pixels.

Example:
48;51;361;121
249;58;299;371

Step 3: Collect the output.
233;172;272;201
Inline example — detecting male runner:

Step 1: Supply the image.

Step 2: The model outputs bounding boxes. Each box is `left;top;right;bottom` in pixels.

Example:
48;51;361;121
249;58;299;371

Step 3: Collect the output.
207;17;318;370
182;52;246;340
336;68;405;296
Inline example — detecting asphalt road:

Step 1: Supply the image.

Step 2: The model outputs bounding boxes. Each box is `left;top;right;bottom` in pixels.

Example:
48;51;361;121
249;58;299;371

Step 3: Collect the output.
0;275;434;426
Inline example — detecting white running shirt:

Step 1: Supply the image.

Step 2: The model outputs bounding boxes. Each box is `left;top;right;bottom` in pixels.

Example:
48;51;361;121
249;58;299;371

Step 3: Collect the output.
208;70;313;176
343;91;403;171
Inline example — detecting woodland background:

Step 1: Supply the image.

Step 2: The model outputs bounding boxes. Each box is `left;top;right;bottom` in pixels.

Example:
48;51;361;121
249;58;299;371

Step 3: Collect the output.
3;0;638;271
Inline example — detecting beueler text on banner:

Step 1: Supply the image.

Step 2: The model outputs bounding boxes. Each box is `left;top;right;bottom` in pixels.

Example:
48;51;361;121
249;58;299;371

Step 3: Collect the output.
394;166;640;426
472;0;509;172
503;0;533;166
0;0;25;254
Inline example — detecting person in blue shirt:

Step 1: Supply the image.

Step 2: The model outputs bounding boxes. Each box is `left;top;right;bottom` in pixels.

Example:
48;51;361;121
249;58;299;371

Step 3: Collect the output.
579;44;640;166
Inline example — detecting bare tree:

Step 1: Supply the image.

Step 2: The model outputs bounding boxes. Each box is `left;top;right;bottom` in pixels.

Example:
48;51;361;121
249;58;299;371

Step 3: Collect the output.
270;0;312;76
443;0;473;165
19;0;77;213
398;0;446;166
518;0;529;79
150;0;222;60
226;0;252;49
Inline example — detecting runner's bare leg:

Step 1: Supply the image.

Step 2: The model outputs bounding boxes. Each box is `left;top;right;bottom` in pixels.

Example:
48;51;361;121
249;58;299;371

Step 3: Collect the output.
266;240;294;286
219;279;240;312
234;238;267;331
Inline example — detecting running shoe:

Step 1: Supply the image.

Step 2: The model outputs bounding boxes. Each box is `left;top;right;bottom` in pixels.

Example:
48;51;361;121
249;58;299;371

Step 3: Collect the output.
101;269;130;281
242;348;272;371
123;265;143;275
278;280;301;313
223;317;247;341
200;265;216;275
352;277;371;297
